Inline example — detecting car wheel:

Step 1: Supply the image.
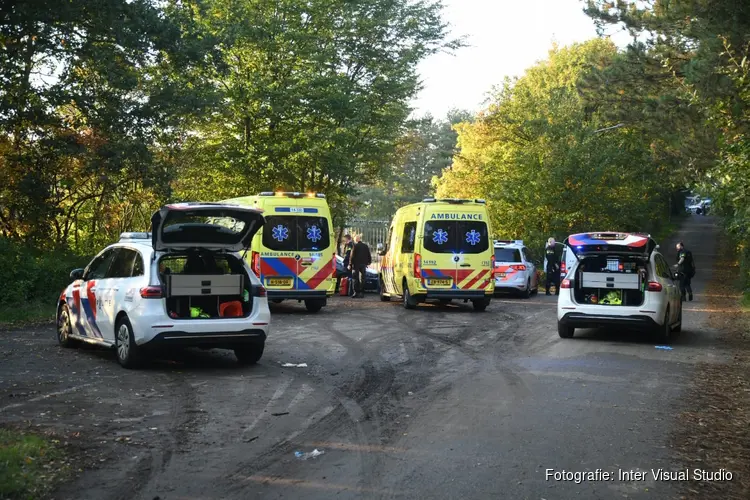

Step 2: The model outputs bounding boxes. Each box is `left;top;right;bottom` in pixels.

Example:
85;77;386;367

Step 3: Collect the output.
403;281;417;310
673;304;682;333
558;322;574;338
115;316;142;369
657;308;671;343
522;280;531;299
379;277;390;302
56;304;77;348
235;343;264;365
472;298;489;312
304;299;324;313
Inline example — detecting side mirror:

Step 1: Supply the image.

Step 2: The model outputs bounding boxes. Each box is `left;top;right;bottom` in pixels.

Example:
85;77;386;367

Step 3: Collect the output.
70;268;84;280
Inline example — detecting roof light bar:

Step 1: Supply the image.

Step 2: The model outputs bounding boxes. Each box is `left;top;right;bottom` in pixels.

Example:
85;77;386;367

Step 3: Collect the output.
120;232;151;240
261;191;326;199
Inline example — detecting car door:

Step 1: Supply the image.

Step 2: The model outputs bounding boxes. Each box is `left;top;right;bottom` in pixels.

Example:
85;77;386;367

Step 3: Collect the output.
655;255;678;321
102;248;139;342
79;248;118;339
398;222;417;294
523;247;537;288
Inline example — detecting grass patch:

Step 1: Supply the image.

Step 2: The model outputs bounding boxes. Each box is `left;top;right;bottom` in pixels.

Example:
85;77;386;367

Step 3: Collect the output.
0;427;70;499
0;302;57;328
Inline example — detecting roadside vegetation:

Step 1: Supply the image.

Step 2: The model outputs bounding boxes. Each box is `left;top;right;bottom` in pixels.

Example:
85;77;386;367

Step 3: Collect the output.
0;427;70;499
0;0;748;322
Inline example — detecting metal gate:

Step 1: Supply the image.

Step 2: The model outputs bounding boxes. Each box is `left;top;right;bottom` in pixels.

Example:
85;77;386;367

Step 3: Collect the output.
338;219;390;271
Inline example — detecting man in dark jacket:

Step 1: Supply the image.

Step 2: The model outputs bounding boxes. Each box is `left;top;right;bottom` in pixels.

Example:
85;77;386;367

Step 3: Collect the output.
673;241;694;301
349;234;371;298
336;234;353;294
544;237;560;295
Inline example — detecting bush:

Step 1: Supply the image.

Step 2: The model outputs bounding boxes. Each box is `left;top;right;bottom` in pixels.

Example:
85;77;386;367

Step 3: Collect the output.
0;239;90;321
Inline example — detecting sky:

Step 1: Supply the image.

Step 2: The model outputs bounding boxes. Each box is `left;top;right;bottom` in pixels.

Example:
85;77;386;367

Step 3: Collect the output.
410;0;631;118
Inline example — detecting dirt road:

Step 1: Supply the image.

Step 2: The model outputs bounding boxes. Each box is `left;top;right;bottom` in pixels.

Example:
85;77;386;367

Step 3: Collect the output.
0;216;739;499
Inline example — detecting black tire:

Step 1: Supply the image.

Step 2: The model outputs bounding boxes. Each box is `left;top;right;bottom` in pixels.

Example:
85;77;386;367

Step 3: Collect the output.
522;280;531;299
305;299;324;313
403;281;417;310
656;309;672;343
472;298;489;312
56;304;77;348
115;316;142;369
379;277;390;302
558;322;574;338
673;304;683;333
235;343;264;365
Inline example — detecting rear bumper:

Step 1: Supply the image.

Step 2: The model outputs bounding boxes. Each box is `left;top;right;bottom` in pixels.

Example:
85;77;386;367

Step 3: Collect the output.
141;329;267;348
558;312;659;330
267;290;329;300
419;290;489;301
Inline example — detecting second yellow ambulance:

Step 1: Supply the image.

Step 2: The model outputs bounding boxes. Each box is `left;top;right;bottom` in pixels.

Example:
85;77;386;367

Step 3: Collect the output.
221;192;336;312
379;198;495;310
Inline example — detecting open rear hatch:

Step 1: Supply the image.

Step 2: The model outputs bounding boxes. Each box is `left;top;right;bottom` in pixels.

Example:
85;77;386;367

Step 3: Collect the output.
565;232;656;306
150;203;266;319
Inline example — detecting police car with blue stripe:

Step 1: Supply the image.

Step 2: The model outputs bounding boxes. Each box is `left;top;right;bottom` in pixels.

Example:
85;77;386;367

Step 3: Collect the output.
57;203;271;368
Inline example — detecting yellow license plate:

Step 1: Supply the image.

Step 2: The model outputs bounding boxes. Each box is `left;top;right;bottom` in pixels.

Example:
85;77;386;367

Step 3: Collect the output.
267;278;292;287
429;278;452;286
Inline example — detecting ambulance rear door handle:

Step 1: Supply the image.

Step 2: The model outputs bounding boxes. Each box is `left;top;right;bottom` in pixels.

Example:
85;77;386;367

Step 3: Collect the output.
300;262;311;267
460;264;471;267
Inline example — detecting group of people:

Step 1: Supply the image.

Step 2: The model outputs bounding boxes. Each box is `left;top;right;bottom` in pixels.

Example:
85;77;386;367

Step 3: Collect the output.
542;237;696;302
338;233;372;298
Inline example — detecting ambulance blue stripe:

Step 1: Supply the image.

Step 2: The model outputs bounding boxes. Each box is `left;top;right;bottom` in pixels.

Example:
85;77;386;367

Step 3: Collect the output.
295;277;311;290
264;257;297;277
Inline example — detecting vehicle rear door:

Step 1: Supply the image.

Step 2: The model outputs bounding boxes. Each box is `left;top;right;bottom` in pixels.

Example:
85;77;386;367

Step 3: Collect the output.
397;221;418;293
294;209;334;292
260;214;299;292
421;219;458;290
454;219;491;290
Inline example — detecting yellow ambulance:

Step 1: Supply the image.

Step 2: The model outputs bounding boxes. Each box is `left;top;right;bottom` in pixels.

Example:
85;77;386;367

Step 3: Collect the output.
221;192;336;312
379;198;495;310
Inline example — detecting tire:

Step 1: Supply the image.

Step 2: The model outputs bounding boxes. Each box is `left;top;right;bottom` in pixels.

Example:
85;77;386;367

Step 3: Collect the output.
403;280;417;310
115;316;142;369
235;343;264;365
558;322;574;338
305;299;324;313
522;280;531;299
56;304;77;348
472;298;489;312
656;309;672;343
379;277;390;302
673;304;683;333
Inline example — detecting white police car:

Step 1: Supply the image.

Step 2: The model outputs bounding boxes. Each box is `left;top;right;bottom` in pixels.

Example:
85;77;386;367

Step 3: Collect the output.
556;232;683;342
493;240;539;298
56;203;271;368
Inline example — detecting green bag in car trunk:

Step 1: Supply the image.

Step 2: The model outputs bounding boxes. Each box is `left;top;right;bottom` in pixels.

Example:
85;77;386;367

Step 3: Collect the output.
600;290;622;305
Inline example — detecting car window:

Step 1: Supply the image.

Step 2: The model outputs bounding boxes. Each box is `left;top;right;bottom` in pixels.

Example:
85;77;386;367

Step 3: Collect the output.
401;222;416;253
495;248;522;262
262;215;331;252
132;251;145;277
424;220;489;254
85;249;117;280
656;255;672;279
523;247;533;263
108;248;138;278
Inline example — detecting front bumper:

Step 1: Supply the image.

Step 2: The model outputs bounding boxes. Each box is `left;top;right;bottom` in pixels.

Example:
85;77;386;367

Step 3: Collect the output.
558;312;659;330
141;328;267;349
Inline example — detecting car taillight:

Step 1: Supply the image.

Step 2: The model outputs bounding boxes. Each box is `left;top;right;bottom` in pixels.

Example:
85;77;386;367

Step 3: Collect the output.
511;264;527;271
140;286;163;298
251;251;261;277
560;262;567;275
647;281;663;292
414;253;422;279
560;279;572;289
252;284;267;297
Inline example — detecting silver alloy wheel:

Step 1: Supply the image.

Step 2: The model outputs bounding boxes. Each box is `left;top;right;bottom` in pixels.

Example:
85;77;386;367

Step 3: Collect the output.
58;309;70;342
117;323;130;361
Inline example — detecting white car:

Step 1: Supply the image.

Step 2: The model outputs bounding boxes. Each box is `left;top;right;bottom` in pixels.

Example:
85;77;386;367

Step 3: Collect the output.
556;232;683;342
493;240;539;298
56;203;271;368
687;199;711;215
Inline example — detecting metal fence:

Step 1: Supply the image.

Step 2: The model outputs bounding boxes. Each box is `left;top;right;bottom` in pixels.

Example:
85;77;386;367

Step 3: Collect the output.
337;219;390;272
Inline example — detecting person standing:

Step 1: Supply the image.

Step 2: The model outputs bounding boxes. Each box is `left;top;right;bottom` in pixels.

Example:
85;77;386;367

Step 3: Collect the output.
337;234;353;294
673;241;694;301
349;234;371;298
545;237;560;296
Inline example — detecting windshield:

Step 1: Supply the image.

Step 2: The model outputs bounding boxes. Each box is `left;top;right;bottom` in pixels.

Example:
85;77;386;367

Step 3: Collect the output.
495;248;522;262
423;220;489;254
262;215;331;252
